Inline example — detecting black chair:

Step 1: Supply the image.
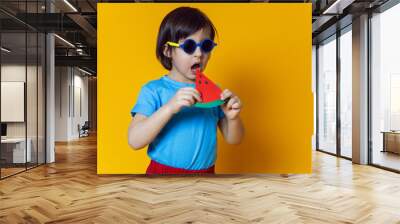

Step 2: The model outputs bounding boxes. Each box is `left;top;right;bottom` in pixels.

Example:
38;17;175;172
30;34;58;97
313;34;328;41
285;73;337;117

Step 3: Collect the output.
79;121;90;138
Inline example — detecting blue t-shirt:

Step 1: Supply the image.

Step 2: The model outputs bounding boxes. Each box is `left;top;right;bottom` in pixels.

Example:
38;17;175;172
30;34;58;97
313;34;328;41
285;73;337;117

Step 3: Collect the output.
131;75;225;170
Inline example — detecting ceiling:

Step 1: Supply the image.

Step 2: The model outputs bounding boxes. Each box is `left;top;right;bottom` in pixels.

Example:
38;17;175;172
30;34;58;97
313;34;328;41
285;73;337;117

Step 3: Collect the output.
0;0;97;74
0;0;394;74
311;0;391;44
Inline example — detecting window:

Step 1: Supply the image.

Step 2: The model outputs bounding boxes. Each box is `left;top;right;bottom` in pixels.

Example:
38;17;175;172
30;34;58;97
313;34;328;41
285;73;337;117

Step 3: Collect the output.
340;28;352;158
0;1;46;179
371;2;400;171
317;36;337;154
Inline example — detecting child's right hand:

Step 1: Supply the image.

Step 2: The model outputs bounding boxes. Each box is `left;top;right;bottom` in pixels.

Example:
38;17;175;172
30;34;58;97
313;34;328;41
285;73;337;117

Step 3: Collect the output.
165;87;202;114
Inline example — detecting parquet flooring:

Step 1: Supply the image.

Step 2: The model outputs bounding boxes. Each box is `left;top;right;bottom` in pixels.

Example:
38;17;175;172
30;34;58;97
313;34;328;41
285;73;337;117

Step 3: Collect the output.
1;134;400;223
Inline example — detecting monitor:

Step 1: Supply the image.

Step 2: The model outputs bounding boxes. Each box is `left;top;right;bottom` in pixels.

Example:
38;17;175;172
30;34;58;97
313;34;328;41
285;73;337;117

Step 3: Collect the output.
1;123;7;137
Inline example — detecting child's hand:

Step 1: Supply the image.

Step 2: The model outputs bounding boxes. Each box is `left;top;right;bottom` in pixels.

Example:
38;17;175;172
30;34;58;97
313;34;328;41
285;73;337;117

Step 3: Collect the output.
220;89;242;120
166;87;202;114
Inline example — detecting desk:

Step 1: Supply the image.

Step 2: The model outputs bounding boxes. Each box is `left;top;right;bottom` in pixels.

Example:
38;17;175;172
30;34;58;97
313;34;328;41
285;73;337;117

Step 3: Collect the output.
381;131;400;154
1;138;31;163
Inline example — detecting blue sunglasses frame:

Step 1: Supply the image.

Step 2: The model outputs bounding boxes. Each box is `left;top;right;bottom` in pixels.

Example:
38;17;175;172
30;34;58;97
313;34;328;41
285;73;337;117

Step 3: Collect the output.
167;38;217;54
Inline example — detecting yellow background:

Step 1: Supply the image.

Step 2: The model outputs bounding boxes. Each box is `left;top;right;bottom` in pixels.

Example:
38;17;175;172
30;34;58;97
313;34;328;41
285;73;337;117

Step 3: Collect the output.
98;3;313;174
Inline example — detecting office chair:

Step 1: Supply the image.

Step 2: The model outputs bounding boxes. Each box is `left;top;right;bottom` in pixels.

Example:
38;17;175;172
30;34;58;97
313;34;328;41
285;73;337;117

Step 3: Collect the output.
79;121;90;138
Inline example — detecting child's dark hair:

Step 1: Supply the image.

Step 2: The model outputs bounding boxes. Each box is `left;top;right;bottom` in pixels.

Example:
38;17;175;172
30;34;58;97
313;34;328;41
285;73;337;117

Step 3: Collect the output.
156;7;217;70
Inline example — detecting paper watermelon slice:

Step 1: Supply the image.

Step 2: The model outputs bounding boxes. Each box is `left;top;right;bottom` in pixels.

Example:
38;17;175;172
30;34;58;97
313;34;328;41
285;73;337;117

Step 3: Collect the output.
194;68;224;108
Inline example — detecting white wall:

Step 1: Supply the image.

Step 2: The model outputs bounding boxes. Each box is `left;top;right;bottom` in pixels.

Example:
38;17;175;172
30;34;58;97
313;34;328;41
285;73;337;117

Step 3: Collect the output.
73;72;89;138
55;67;69;141
55;67;89;141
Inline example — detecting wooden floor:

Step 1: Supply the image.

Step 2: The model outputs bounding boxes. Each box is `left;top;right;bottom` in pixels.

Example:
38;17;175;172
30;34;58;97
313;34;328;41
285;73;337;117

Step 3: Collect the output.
0;167;26;178
372;150;400;171
1;163;45;178
1;135;400;223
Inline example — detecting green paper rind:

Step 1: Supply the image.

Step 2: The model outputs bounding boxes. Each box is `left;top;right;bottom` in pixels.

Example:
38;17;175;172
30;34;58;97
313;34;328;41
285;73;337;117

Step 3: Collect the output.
194;100;224;108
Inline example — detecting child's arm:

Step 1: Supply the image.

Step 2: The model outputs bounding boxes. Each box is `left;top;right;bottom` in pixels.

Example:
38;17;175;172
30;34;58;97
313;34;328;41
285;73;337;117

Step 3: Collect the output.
218;89;244;145
128;87;201;150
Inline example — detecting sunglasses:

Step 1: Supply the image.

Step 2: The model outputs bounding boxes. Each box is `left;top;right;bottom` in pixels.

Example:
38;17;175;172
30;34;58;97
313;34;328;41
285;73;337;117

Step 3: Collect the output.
167;38;217;55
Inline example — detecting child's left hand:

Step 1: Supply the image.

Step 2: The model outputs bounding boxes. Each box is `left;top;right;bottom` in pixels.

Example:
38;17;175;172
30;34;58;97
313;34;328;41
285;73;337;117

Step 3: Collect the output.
220;89;242;120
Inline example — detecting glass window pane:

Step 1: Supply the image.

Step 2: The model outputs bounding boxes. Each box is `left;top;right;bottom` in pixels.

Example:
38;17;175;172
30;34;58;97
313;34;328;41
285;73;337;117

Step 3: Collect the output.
312;45;317;151
371;3;400;171
1;31;27;177
340;29;352;158
1;1;46;179
318;36;337;154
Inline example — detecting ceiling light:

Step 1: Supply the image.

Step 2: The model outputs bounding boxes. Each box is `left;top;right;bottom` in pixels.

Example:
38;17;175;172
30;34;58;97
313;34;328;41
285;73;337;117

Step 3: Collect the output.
322;0;354;15
54;34;75;48
78;67;93;76
63;0;78;12
1;47;11;53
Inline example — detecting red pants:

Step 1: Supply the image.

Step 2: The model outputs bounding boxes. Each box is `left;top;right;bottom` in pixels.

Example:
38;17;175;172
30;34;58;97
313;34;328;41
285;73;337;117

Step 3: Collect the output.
146;160;215;175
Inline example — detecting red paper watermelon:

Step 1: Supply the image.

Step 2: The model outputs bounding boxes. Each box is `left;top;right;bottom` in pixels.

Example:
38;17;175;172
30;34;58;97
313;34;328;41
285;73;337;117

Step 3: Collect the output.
194;68;224;108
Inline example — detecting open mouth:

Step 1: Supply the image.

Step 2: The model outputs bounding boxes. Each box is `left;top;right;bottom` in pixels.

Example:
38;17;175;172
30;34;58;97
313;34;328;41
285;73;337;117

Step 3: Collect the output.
191;63;201;72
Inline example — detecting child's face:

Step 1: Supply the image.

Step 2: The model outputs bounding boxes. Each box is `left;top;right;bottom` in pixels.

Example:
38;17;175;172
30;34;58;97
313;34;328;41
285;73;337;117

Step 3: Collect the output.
168;29;212;82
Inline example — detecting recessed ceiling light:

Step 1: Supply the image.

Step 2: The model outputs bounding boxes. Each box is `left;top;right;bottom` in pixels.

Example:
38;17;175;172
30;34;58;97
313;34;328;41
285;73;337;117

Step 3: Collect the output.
63;0;78;12
1;47;11;53
54;34;75;48
77;67;93;76
322;0;354;15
